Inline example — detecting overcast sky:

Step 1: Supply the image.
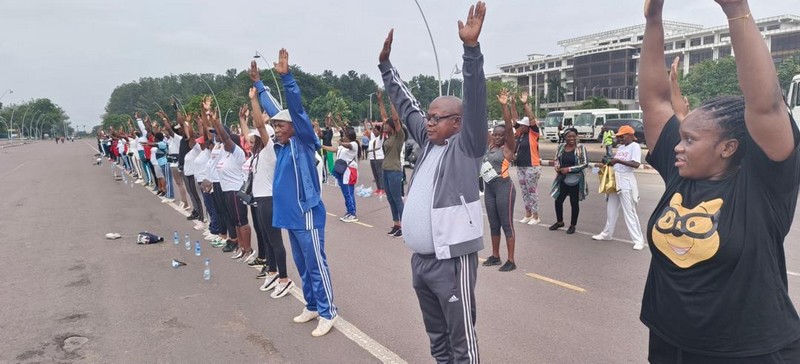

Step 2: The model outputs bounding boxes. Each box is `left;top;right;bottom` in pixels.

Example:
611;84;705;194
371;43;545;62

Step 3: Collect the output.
1;0;795;128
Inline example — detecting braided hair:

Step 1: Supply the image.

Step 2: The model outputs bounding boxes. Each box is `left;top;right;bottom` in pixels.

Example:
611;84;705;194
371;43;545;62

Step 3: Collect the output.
698;95;747;165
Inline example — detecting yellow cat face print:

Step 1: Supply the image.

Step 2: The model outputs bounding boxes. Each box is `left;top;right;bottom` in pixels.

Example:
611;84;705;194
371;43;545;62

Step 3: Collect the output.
652;193;724;268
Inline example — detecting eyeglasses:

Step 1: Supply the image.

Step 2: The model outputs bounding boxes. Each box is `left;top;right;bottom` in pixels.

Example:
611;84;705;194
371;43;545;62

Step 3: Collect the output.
424;113;461;125
654;207;720;240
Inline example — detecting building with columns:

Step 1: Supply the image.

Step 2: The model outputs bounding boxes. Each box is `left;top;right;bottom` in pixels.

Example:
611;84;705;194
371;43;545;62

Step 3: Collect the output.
490;15;800;111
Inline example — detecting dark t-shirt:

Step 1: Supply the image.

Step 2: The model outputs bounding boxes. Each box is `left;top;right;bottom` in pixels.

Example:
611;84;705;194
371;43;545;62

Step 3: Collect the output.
641;115;800;356
516;133;532;167
178;137;190;168
559;149;577;168
322;128;333;147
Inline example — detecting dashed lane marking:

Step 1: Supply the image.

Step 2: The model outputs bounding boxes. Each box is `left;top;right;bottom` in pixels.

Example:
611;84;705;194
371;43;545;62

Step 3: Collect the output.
0;160;29;180
249;266;406;363
526;273;587;293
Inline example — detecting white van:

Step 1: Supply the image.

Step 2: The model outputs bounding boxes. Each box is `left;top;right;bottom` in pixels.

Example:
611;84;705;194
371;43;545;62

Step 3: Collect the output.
788;74;800;122
542;108;619;143
574;109;643;142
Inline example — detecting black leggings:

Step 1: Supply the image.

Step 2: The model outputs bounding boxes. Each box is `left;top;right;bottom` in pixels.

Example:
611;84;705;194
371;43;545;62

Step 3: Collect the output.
252;196;288;278
555;182;580;226
211;182;234;239
184;175;204;220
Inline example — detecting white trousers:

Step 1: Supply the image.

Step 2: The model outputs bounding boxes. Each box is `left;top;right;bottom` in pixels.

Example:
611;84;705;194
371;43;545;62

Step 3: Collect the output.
600;189;644;244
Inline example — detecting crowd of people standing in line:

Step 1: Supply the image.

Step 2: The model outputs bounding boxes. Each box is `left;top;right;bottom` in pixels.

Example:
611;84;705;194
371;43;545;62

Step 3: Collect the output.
93;0;800;362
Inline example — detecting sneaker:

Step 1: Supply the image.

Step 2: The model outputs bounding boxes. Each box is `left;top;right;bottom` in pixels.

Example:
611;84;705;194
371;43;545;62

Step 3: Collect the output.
392;229;403;238
184;204;192;211
161;198;175;204
248;257;267;266
186;213;199;220
527;218;541;225
633;242;645;251
293;308;320;323
177;201;185;209
498;260;517;272
482;255;502;266
387;226;400;235
222;241;238;253
270;280;295;298
243;250;257;264
566;225;576;234
157;191;165;196
312;316;338;337
204;234;217;241
549;222;565;231
260;273;279;291
231;248;243;259
256;266;269;279
193;221;206;231
341;214;359;223
592;233;612;241
211;238;226;248
134;179;144;184
519;216;532;224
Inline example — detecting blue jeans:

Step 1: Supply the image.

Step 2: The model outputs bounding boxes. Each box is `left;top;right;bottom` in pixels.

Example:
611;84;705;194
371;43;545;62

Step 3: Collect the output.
160;164;174;199
335;173;356;216
383;170;404;222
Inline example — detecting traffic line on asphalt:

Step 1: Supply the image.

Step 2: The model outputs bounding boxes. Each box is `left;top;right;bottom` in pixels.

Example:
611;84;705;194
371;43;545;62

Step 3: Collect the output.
525;273;587;293
0;160;29;180
249;265;407;363
789;271;800;277
326;212;373;228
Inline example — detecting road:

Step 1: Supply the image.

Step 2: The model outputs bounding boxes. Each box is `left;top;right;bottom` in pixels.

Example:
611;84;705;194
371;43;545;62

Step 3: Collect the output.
2;141;800;363
537;138;650;165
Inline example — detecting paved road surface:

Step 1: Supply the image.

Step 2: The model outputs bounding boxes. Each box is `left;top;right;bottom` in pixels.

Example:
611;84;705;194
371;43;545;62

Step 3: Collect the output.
2;141;799;363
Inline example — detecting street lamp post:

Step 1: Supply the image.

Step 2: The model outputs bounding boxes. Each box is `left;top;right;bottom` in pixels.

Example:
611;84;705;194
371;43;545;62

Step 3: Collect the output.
254;51;285;108
22;111;39;140
197;76;221;117
223;109;234;126
0;89;12;102
413;0;443;96
8;105;17;141
446;64;462;96
367;92;376;122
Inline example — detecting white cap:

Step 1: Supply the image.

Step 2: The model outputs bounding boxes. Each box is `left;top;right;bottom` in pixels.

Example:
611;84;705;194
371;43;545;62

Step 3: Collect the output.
517;117;530;126
272;109;292;123
248;124;275;138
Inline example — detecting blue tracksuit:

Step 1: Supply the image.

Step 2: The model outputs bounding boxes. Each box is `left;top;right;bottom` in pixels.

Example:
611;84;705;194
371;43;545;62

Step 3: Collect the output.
272;72;336;319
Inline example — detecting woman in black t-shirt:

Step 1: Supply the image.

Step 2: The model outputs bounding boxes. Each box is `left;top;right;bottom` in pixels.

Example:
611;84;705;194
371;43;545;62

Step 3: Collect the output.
548;128;589;234
639;0;800;361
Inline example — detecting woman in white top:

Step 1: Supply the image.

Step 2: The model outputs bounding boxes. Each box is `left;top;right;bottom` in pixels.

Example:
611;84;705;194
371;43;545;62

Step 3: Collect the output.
367;125;385;194
180;115;206;229
322;126;359;222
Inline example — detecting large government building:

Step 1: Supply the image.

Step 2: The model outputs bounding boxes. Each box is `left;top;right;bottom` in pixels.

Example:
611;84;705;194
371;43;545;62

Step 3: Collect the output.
490;15;800;111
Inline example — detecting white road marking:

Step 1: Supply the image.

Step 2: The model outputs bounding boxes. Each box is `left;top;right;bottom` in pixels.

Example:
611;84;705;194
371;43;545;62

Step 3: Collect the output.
0;160;29;180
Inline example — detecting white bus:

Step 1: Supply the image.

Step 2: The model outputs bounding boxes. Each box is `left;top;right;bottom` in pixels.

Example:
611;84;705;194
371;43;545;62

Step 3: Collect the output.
573;109;644;142
543;108;619;142
788;74;800;122
604;110;643;121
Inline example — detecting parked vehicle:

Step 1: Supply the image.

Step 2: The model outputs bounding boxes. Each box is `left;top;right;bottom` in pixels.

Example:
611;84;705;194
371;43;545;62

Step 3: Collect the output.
542;108;619;143
600;119;646;146
788;74;800;122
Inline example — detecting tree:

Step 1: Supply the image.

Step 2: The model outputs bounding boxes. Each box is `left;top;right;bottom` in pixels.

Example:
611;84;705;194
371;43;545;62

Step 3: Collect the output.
309;90;353;124
486;79;518;120
576;97;611;109
408;75;440;111
778;52;800;92
679;57;741;107
546;77;566;103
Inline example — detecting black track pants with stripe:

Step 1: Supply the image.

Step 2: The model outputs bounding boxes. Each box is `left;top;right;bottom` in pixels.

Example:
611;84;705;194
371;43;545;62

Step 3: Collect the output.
412;252;480;364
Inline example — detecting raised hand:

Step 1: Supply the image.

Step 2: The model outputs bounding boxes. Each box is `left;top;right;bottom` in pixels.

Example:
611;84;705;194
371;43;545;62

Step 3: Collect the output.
670;56;680;82
238;104;248;122
202;96;213;112
135;111;140;119
496;88;509;105
379;29;394;63
156;111;168;121
248;86;257;100
274;48;289;75
519;91;529;104
249;60;260;82
644;0;664;18
458;1;486;47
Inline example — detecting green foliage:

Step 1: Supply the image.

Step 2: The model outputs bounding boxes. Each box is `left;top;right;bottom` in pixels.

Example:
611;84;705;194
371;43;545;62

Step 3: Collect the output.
486;79;519;121
679;57;741;107
778;52;800;92
576;97;612;109
546;77;567;103
0;98;71;137
309;90;353;124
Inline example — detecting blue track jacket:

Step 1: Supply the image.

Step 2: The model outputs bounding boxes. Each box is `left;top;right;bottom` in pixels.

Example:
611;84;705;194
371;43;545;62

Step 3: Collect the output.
272;72;326;230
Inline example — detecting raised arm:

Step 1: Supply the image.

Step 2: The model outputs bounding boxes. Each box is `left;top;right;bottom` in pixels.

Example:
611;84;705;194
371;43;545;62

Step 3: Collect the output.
497;89;516;159
639;0;674;152
378;29;429;146
376;88;390;123
718;0;793;160
275;48;321;149
134;112;148;137
238;104;251;139
669;57;690;120
157;111;175;137
249;87;271;142
519;92;540;134
456;1;488;158
250;60;281;117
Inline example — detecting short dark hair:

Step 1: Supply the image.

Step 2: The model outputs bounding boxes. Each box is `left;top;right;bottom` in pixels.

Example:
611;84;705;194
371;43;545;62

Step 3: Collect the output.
699;95;747;165
155;132;165;142
563;127;578;137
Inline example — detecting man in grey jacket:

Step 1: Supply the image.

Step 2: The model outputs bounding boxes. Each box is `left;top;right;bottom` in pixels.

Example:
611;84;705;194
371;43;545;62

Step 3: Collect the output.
378;2;487;363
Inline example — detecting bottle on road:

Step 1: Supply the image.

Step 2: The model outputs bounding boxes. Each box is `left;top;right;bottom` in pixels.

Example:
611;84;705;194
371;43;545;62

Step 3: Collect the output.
173;231;179;245
203;259;211;280
194;241;201;256
184;233;191;250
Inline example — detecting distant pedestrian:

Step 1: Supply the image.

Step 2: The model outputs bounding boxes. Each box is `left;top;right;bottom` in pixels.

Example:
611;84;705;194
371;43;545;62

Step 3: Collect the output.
512;92;543;226
376;88;405;238
549;128;588;234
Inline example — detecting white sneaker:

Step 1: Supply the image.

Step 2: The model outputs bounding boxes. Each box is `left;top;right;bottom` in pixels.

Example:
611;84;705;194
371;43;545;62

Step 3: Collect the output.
270;280;295;298
527;218;541;225
161;198;175;204
341;214;359;223
134;179;144;184
592;233;612;241
519;216;532;224
231;248;243;259
633;242;645;251
312;316;338;337
177;201;185;209
243;250;257;264
193;222;206;231
204;234;217;241
293;308;319;323
260;273;279;291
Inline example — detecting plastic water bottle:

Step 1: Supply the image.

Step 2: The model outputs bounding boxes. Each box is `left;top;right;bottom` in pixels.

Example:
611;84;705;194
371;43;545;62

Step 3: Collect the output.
184;234;191;250
203;259;211;280
195;241;201;256
173;231;179;245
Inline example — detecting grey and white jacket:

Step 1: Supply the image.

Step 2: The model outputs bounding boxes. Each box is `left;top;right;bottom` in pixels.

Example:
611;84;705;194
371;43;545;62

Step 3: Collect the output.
379;44;487;260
